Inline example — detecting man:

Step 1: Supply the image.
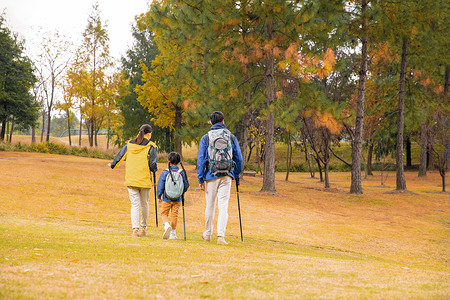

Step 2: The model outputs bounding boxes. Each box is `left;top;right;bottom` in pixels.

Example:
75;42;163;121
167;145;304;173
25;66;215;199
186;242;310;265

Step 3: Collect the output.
197;111;243;245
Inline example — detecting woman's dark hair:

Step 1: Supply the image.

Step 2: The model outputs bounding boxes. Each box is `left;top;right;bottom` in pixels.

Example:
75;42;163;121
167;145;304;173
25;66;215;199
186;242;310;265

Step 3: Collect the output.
210;111;224;125
134;124;152;145
167;152;187;186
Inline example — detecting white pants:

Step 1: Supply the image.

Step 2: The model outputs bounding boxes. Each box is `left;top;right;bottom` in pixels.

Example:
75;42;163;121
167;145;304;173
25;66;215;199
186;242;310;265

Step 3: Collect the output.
127;187;150;229
204;176;232;237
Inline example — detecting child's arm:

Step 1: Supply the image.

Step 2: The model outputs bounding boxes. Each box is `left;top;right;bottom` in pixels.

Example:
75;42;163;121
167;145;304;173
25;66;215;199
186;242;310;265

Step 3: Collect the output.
156;170;166;200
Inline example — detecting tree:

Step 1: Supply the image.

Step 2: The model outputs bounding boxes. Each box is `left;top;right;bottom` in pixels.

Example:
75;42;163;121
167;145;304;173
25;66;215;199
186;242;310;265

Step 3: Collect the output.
32;31;71;142
118;25;172;150
69;3;112;147
349;0;369;194
0;14;38;141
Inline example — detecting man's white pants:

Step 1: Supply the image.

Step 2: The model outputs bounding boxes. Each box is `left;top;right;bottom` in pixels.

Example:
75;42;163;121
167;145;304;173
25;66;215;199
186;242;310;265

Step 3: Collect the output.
204;176;232;237
127;187;150;229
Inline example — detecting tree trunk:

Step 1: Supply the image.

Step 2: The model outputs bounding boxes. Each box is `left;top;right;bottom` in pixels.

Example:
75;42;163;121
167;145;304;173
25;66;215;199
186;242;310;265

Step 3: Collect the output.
106;111;110;150
46;97;52;142
238;109;251;176
365;141;374;178
174;104;182;157
31;126;36;144
350;0;368;194
261;20;276;193
302;137;315;178
256;141;262;175
427;144;433;170
406;136;412;167
418;123;427;177
323;137;331;188
40;110;46;143
79;113;82;146
285;132;292;181
395;37;408;191
247;143;254;162
67;112;72;146
315;156;323;182
324;160;330;188
8;121;14;143
441;169;446;192
0;119;6;140
94;124;98;147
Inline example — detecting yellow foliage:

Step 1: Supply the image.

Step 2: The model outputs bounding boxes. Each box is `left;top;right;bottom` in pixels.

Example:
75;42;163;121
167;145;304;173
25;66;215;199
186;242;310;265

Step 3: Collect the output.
303;109;342;135
276;90;283;99
285;43;298;61
273;46;282;58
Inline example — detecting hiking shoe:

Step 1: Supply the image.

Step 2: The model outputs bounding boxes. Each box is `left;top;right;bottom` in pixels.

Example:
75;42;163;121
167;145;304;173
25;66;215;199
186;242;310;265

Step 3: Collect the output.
169;232;178;240
132;228;140;237
202;233;211;242
163;223;172;240
217;236;228;245
139;227;147;237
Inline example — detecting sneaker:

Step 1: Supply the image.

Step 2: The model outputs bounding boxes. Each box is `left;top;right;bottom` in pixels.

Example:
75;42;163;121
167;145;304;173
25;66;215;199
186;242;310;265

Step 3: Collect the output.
217;236;228;245
163;223;172;240
202;233;211;242
132;228;140;237
139;227;147;237
169;232;178;240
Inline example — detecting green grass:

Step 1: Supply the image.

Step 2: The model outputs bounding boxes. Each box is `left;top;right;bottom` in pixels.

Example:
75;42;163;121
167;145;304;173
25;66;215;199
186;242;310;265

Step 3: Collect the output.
2;215;448;299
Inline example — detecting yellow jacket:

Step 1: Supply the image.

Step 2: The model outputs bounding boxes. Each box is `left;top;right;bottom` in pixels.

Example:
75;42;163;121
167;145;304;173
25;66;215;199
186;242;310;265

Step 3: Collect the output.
111;140;157;188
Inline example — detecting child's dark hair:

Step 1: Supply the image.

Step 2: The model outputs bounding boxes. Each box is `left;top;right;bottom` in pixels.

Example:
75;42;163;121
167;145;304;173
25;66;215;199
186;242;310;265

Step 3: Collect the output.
134;124;152;145
168;152;187;185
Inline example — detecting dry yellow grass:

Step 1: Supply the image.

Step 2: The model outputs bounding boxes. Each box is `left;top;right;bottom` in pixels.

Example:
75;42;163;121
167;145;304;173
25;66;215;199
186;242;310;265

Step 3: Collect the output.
0;151;449;299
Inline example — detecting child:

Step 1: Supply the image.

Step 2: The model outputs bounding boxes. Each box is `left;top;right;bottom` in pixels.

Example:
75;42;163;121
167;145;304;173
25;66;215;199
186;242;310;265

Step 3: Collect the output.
157;152;189;239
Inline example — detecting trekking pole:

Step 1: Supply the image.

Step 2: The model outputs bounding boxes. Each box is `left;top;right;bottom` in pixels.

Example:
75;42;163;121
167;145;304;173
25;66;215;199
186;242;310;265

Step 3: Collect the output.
182;194;186;241
152;171;158;227
236;178;243;242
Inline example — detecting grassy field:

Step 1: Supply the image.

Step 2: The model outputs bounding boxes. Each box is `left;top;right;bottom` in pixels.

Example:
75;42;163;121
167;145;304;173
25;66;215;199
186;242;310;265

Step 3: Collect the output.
0;149;448;299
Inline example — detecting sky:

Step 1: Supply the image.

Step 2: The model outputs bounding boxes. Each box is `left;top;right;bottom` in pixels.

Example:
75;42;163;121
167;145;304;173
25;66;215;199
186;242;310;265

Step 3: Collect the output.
0;0;152;61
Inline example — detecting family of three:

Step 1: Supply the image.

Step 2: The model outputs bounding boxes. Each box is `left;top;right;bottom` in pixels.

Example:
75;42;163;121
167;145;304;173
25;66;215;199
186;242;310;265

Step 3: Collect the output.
109;111;243;245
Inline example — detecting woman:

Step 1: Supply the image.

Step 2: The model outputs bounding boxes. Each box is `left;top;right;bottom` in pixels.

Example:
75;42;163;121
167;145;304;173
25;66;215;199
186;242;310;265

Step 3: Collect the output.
109;124;158;237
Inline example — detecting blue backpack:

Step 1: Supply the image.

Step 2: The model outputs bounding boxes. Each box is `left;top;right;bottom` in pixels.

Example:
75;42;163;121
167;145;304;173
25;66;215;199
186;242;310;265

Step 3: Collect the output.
164;169;184;200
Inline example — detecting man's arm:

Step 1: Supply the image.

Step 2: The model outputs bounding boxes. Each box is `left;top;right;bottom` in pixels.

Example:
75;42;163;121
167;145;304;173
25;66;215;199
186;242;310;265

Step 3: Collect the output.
232;135;243;178
197;135;208;185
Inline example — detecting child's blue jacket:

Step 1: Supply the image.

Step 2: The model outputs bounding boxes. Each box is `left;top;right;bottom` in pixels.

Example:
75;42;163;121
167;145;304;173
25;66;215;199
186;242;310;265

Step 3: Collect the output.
157;166;189;202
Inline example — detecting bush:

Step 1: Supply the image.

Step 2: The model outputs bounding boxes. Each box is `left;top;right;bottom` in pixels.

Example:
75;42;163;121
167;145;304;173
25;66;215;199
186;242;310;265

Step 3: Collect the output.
329;163;352;172
0;141;116;160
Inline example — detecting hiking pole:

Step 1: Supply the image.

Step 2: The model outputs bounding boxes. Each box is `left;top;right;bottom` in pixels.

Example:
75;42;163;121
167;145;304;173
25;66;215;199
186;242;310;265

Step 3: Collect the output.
236;178;243;242
182;194;186;241
152;171;158;227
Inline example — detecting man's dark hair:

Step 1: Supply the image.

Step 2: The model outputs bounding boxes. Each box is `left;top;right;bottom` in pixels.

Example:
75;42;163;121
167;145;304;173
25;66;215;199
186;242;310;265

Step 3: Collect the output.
210;111;224;125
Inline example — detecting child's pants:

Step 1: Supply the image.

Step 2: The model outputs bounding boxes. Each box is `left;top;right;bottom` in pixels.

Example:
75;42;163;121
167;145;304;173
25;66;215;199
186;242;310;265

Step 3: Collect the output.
161;201;181;229
204;176;232;237
128;187;150;229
